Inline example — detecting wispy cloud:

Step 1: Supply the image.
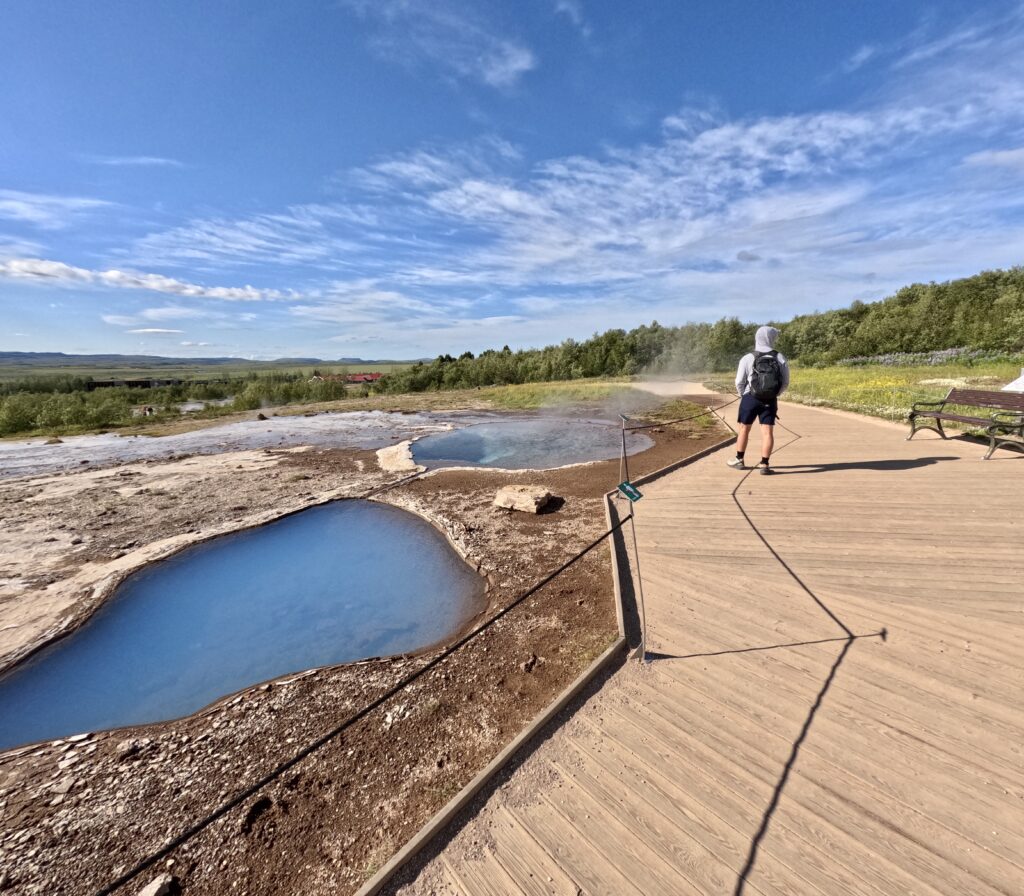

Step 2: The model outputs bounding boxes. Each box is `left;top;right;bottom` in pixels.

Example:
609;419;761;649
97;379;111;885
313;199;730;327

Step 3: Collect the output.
339;1;536;88
129;208;367;270
0;258;299;301
842;44;877;73
554;0;592;39
0;234;46;258
0;190;110;230
128;327;183;334
964;147;1024;170
84;155;184;168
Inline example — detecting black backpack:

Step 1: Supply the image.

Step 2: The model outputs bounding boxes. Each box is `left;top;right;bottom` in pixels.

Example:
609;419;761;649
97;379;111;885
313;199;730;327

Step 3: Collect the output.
750;351;782;402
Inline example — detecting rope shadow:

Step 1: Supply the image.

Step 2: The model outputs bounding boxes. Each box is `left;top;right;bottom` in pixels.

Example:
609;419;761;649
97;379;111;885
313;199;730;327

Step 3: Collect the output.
726;421;884;895
646;629;885;662
733;638;852;895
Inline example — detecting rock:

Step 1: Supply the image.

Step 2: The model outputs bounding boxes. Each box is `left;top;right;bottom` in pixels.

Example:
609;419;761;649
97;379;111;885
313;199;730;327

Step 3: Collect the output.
256;413;268;421
137;873;180;896
376;441;424;473
50;777;75;795
44;437;63;445
116;738;145;760
494;485;556;514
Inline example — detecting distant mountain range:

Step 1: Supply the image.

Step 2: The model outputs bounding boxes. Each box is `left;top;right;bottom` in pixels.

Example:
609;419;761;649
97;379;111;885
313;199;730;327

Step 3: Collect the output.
0;351;414;368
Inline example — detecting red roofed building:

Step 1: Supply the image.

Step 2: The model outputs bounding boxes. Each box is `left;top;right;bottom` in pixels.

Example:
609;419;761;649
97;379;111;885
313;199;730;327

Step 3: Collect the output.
310;370;383;384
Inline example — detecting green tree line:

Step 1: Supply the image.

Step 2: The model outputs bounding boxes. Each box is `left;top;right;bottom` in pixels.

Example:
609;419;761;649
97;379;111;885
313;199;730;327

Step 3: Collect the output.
377;266;1024;393
782;267;1024;364
0;372;356;436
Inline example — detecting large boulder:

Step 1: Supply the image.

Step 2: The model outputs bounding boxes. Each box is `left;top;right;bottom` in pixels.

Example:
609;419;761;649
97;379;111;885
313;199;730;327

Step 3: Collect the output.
494;485;556;514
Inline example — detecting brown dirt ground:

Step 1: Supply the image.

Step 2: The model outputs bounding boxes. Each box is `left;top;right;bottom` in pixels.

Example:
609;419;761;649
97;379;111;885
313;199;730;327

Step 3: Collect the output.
0;397;726;896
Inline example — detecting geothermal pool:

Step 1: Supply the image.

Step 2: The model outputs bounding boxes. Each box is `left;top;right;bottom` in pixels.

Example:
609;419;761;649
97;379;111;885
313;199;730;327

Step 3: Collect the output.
413;418;653;469
0;501;484;751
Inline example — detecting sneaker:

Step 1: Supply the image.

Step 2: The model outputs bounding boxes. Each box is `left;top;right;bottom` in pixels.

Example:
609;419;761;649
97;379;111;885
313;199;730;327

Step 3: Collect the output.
758;463;773;475
727;457;745;469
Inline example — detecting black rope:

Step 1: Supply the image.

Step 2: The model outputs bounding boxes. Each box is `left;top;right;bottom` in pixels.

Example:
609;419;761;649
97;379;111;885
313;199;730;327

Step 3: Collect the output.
95;392;736;892
625;396;739;431
94;512;633;896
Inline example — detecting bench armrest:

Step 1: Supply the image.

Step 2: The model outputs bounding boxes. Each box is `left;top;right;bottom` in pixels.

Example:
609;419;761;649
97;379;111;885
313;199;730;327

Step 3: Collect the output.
989;411;1024;428
910;399;946;412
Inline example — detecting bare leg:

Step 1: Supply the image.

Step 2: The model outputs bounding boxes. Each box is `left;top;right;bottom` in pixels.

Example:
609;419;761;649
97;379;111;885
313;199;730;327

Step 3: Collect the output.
761;424;775;460
736;422;753;454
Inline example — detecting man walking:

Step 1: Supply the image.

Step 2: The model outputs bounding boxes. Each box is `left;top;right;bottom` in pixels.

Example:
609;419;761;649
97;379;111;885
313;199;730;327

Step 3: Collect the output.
728;325;789;474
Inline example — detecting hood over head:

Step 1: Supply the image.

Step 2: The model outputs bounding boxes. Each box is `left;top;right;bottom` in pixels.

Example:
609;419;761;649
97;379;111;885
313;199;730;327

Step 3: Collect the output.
755;326;780;352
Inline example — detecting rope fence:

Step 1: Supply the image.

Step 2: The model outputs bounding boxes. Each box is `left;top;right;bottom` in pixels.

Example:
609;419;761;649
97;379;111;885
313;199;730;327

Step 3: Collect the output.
95;514;633;895
94;390;735;895
623;394;739;431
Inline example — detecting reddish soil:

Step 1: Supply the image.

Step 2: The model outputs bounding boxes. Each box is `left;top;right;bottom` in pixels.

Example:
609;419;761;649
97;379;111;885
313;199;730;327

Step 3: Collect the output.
0;399;726;896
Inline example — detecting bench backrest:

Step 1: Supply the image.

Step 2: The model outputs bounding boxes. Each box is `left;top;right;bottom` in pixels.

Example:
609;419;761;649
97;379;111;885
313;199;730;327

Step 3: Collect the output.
946;388;1024;412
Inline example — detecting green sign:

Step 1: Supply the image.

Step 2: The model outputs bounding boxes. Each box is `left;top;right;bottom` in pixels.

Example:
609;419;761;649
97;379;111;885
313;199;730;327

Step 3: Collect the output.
617;481;643;502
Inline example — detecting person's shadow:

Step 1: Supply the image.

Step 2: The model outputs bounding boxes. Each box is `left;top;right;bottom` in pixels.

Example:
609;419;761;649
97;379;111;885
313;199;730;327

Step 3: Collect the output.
769;456;960;474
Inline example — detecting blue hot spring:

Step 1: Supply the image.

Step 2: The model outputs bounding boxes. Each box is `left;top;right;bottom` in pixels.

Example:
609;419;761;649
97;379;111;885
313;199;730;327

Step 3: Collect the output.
0;501;484;751
412;418;653;469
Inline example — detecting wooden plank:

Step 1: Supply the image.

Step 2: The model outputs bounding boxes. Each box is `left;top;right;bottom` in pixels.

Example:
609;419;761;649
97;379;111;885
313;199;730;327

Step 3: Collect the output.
410;400;1024;896
517;792;647;896
642;631;1024;796
490;806;582;896
649;600;1024;718
441;850;523;896
604;694;985;896
570;714;888;896
637;663;1024;878
540;760;705;895
595;700;952;896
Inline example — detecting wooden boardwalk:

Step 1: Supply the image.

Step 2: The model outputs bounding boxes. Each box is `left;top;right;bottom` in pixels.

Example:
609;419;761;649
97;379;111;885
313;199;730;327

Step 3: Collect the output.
400;402;1024;896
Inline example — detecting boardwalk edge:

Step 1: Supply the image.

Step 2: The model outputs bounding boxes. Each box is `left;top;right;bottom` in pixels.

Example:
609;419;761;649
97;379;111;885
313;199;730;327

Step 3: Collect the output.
354;432;735;896
353;636;625;896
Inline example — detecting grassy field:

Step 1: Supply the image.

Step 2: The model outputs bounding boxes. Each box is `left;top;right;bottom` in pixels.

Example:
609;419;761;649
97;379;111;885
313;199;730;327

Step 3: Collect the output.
637;398;722;433
476;380;637;409
706;360;1022;422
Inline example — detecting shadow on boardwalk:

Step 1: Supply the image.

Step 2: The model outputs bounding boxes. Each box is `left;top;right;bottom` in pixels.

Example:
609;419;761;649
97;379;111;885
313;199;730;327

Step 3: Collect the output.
771;455;959;473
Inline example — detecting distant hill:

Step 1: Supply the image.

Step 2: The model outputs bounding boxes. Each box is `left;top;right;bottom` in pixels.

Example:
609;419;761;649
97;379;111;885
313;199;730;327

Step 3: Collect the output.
0;351;409;369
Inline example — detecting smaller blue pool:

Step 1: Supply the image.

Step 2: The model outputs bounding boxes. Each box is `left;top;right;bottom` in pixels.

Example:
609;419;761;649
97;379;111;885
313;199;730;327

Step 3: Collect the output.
413;418;653;469
0;501;484;751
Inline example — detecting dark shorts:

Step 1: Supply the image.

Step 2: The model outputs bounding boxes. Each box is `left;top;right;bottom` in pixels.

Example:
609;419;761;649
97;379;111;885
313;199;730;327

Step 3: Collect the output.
738;393;778;426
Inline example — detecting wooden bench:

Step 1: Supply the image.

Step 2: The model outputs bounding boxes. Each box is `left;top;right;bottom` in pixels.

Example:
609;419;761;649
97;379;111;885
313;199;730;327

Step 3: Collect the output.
907;388;1024;458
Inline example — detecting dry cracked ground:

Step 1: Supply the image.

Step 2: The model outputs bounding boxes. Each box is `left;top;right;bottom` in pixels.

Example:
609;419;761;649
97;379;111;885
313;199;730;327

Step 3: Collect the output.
0;399;725;896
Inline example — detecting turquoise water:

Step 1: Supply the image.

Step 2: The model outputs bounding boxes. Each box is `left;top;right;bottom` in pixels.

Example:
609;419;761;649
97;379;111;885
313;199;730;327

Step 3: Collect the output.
0;501;483;751
413;418;653;469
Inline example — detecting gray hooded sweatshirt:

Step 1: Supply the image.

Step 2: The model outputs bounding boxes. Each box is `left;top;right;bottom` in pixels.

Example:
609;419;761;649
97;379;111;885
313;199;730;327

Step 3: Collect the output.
735;326;790;398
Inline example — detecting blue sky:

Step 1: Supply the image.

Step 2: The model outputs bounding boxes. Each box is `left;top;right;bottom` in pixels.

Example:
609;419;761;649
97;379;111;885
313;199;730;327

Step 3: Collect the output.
2;1;1023;360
